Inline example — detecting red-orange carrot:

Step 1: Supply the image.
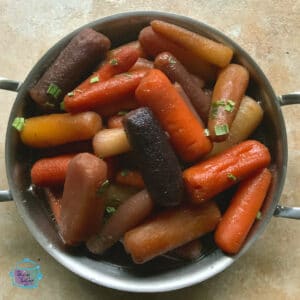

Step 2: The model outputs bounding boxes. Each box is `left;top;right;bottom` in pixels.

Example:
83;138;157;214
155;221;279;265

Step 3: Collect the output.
64;69;148;113
107;115;124;129
115;169;145;189
214;168;272;254
124;201;221;264
31;154;75;187
183;140;271;203
129;57;154;71
67;45;140;96
106;41;147;60
135;69;212;162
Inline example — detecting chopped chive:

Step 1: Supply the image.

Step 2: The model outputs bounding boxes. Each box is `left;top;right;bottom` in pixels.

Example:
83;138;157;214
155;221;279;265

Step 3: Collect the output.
168;57;176;65
256;211;262;220
90;75;100;83
216;99;226;106
60;101;65;111
105;206;116;215
204;128;210;136
227;173;237;181
109;58;119;66
96;179;110;195
46;83;61;99
67;91;74;97
121;169;129;177
12;117;25;132
224;99;235;112
117;110;128;116
214;124;229;136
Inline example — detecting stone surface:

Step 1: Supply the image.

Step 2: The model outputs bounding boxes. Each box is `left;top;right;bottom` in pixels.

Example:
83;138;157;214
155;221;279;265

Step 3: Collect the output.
0;0;299;299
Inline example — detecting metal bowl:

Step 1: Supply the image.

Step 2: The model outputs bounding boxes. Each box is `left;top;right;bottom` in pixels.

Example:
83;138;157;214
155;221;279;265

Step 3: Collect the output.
1;11;299;292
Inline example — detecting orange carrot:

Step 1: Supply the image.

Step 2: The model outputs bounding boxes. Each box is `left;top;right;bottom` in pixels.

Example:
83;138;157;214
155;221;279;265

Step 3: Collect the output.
124;201;221;264
129;57;154;71
66;45;140;96
64;69;148;113
107;115;124;129
183;140;271;203
139;26;217;82
106;41;147;60
214;168;272;254
115;169;145;189
135;69;212;162
31;154;75;187
151;20;233;68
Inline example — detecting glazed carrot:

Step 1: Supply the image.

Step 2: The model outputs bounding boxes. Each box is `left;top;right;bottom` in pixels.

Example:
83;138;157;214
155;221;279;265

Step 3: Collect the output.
183;140;271;203
64;69;148;113
135;69;212;162
106;41;147;60
139;27;217;82
129;57;154;71
18;112;102;148
208;64;250;142
151;20;233;68
31;154;75;187
107;115;124;129
115;169;145;189
215;168;272;254
65;45;140;97
124;201;221;264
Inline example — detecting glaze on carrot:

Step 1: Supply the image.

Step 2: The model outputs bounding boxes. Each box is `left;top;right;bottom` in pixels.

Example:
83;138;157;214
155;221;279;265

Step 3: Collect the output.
183;140;271;203
31;154;75;187
115;170;145;189
214;168;272;254
135;69;212;162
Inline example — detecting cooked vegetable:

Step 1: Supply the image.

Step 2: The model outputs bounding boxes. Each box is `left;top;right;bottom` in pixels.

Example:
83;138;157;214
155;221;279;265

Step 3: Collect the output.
31;154;75;187
215;168;272;254
59;153;107;246
135;69;212;162
208;64;250;142
18;112;102;148
93;128;131;158
154;52;211;123
183;140;271;203
123;107;184;207
106;41;146;60
64;69;148;113
124;201;221;264
65;44;140;97
207;96;264;157
115;169;145;189
151;20;233;68
171;239;203;260
45;187;62;225
107;115;124;129
29;28;111;110
87;190;153;255
129;57;154;71
138;26;217;82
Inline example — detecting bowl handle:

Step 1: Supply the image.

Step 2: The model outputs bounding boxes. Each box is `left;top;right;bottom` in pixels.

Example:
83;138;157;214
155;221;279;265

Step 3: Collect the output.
274;93;300;219
0;77;22;92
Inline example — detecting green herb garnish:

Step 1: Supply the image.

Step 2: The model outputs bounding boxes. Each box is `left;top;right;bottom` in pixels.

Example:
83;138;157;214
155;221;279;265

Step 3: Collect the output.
117;110;128;116
105;206;116;215
97;180;110;195
46;83;61;99
12;117;25;132
168;57;176;65
110;58;119;66
256;211;262;220
60;101;65;111
214;124;229;136
224;99;235;112
227;173;237;181
120;169;129;177
67;91;74;97
90;75;100;83
204;128;210;136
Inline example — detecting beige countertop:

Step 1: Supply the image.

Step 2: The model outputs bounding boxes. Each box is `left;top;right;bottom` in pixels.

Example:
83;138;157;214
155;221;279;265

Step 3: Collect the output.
0;1;299;299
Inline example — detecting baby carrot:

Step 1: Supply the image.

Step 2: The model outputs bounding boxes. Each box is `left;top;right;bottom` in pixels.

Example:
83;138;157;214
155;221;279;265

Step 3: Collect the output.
64;69;148;113
115;169;145;189
151;20;233;68
183;140;271;203
31;154;75;187
107;115;124;129
135;69;212;162
139;26;217;82
106;41;147;60
124;201;221;264
214;168;272;254
208;64;249;142
17;111;102;148
65;45;140;97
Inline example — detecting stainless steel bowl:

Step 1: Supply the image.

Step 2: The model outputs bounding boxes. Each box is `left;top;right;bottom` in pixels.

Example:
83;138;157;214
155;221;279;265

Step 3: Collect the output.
1;11;299;292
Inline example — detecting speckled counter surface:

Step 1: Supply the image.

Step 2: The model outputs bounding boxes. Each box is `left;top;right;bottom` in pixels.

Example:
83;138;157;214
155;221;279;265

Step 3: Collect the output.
0;1;299;299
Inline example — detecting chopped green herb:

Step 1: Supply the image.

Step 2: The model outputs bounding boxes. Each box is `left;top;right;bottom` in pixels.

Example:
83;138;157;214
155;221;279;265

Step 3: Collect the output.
204;128;210;136
12;117;25;132
117;110;128;116
210;102;219;119
67;91;74;97
97;180;110;195
110;58;119;66
60;101;65;111
168;57;176;65
224;99;235;112
105;206;116;215
46;83;61;99
121;169;129;177
90;75;100;83
256;211;262;220
214;124;229;136
227;173;237;181
216;99;226;106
